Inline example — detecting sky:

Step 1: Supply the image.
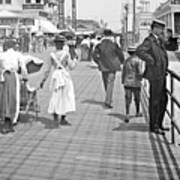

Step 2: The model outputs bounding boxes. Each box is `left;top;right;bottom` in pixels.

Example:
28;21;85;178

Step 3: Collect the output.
65;0;167;31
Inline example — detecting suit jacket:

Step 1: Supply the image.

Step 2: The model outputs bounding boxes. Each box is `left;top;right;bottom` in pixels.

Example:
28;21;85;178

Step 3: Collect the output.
136;33;168;81
93;38;124;71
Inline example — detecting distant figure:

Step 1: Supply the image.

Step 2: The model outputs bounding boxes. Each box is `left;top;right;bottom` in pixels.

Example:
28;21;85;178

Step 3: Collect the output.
122;46;143;123
165;28;178;51
43;36;48;50
31;34;36;53
64;34;78;60
80;35;91;61
136;19;169;135
3;37;17;52
40;35;78;126
93;29;124;108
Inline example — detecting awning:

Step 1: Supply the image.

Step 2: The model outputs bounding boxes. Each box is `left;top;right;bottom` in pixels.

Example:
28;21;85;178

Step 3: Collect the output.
0;10;23;18
31;19;59;34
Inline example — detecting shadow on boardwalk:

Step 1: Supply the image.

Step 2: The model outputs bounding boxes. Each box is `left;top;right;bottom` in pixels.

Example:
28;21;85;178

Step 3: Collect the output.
112;122;149;132
19;113;59;129
149;133;180;180
81;99;105;108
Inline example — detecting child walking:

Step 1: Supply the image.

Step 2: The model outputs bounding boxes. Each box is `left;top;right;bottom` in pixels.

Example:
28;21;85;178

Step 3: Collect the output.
122;46;144;123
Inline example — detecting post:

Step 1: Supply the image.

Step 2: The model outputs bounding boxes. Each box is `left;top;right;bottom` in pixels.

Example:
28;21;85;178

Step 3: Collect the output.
133;0;136;44
170;75;175;144
58;0;65;29
72;0;77;31
124;4;129;50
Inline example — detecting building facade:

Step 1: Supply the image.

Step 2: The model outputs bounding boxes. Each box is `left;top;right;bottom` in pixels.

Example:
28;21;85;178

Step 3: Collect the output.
0;0;58;37
154;0;180;36
136;11;153;43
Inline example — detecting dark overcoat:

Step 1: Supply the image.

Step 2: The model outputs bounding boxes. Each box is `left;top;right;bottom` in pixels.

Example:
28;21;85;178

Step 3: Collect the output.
93;38;124;71
136;34;168;81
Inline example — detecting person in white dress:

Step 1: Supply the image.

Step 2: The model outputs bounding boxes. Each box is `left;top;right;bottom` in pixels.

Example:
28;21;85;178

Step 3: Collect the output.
40;35;78;126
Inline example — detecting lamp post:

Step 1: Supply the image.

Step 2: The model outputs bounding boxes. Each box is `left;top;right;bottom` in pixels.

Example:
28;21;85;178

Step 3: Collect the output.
133;0;136;44
58;0;65;29
124;3;129;50
72;0;77;31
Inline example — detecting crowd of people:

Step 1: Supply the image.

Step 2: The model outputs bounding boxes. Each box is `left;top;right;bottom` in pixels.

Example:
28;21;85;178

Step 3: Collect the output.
0;19;178;135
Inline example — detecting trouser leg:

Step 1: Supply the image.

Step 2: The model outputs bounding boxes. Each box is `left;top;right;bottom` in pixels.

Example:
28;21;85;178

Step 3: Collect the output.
125;87;132;115
105;72;116;105
133;88;141;114
158;80;168;128
102;72;108;91
149;79;164;130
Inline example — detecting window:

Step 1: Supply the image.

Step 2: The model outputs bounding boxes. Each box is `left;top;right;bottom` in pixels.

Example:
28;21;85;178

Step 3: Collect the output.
36;0;41;3
25;0;31;3
171;0;180;4
6;0;11;4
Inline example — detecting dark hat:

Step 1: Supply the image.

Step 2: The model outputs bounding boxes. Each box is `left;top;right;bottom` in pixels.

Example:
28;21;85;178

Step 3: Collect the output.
127;46;136;52
151;19;165;28
54;35;66;43
103;29;113;36
167;27;173;33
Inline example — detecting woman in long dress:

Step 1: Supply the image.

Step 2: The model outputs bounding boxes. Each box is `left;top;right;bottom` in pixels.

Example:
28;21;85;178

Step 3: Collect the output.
0;40;27;133
40;35;78;126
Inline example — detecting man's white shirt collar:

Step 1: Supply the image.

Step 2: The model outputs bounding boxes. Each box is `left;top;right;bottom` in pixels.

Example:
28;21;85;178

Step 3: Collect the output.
152;33;158;40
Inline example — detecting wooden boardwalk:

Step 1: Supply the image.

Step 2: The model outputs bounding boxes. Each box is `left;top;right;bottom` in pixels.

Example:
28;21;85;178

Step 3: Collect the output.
0;54;180;180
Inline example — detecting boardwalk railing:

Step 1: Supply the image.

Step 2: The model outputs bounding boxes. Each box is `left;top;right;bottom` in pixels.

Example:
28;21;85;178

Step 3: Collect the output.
141;70;180;145
166;69;180;144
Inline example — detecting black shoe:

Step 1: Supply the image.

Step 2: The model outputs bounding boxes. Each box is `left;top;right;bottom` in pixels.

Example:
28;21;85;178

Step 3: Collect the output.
159;126;170;131
104;103;113;109
150;129;165;135
13;122;18;127
1;127;10;134
124;115;130;123
1;126;14;134
60;119;71;126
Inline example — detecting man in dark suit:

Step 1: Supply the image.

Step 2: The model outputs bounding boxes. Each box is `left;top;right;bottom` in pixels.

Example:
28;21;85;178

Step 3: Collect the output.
93;29;124;108
136;19;169;135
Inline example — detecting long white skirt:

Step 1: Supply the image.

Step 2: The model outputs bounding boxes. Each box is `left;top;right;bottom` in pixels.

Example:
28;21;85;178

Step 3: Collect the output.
48;73;76;115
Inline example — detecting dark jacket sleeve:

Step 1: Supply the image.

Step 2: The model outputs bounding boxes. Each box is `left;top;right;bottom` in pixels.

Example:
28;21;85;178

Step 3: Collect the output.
92;44;101;65
136;38;155;65
115;43;124;63
121;60;127;84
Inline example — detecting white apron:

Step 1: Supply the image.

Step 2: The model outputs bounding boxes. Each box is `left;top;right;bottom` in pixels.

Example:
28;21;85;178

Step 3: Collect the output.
48;50;76;115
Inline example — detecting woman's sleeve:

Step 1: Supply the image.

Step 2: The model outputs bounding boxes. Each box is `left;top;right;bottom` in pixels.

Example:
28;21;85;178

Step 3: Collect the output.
19;55;28;78
42;55;52;81
67;52;78;70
